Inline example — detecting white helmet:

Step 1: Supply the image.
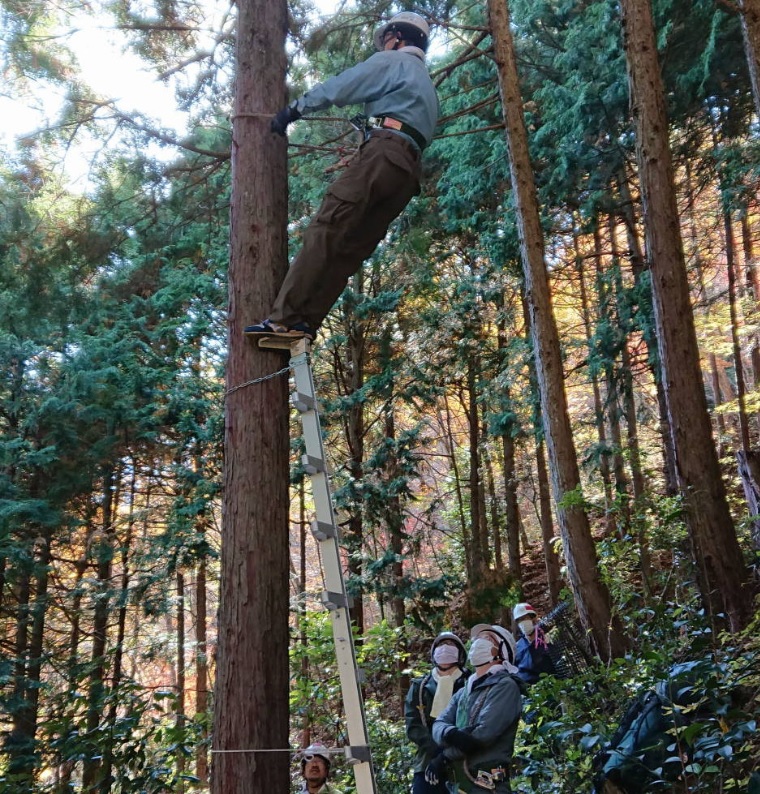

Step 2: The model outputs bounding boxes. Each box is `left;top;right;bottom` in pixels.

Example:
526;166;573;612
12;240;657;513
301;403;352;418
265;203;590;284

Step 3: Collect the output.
430;631;467;668
470;624;517;666
301;743;331;772
374;12;430;52
513;602;538;622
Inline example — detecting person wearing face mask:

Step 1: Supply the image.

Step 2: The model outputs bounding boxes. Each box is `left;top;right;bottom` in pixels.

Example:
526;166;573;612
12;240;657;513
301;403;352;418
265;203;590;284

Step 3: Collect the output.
513;602;557;685
427;625;524;793
405;632;471;793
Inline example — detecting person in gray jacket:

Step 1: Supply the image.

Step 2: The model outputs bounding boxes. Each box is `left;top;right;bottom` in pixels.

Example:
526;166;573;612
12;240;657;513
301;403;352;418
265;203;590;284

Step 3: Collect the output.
428;625;524;794
246;12;438;342
405;632;471;794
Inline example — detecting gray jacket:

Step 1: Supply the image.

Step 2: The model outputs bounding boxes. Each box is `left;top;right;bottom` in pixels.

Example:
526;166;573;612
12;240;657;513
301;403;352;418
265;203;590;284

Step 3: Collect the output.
294;47;439;147
431;667;523;769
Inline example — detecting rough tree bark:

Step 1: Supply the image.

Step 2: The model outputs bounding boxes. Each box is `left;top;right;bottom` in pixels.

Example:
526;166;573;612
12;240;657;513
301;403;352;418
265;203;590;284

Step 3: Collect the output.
212;0;291;787
619;0;750;628
488;0;626;659
739;0;760;117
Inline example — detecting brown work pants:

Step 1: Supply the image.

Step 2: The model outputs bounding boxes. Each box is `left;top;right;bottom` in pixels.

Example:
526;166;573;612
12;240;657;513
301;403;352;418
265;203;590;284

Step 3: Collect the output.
271;129;422;330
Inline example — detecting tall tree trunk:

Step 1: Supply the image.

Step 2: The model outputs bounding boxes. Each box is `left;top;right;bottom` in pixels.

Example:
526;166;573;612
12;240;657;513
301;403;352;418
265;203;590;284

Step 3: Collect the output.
536;440;563;605
484;443;504;571
488;0;626;659
739;0;760;117
522;298;563;604
442;395;473;581
343;305;366;634
574;224;614;532
8;562;32;779
616;168;679;494
608;211;646;504
496;312;522;580
593;225;631;535
466;360;487;582
722;208;752;452
8;527;51;783
83;466;118;791
195;553;209;787
213;0;291;787
176;571;186;794
619;0;751;628
709;353;728;457
740;213;760;402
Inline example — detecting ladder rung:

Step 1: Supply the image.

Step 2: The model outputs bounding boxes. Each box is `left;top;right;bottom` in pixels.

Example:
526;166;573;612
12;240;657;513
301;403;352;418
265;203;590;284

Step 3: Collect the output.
291;391;316;413
321;590;351;610
302;454;325;474
311;520;337;541
344;745;372;764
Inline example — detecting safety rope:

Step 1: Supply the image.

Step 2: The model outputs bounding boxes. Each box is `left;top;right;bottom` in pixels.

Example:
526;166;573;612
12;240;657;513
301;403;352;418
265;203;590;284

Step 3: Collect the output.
226;363;291;396
211;746;341;755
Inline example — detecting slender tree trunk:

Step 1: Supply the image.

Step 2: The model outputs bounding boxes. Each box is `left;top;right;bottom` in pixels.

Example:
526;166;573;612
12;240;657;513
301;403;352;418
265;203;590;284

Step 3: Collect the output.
616;168;679;493
739;0;760;117
574;224;614;532
195;554;209;787
9;528;51;782
740;213;760;435
496;306;521;579
723;208;752;452
176;571;186;794
442;396;473;581
536;440;562;605
83;466;117;791
593;225;631;535
619;0;751;628
709;354;727;458
8;562;32;779
488;0;626;659
467;361;487;581
484;443;504;570
522;298;562;604
213;0;291;786
344;306;366;634
609;211;646;504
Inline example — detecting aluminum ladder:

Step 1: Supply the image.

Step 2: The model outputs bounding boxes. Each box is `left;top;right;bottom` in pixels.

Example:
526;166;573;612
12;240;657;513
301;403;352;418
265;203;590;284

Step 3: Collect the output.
260;336;377;793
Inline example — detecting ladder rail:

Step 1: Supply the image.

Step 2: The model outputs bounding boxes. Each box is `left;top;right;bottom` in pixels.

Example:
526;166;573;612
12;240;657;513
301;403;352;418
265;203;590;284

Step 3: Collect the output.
289;341;378;794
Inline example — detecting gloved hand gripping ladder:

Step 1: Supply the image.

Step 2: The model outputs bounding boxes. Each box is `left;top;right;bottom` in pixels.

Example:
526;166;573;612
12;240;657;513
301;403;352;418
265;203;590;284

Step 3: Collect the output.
287;337;377;794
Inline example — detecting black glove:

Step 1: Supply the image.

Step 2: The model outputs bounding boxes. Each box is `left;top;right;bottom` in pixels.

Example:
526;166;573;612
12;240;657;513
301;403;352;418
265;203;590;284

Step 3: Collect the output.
445;727;483;754
271;102;301;136
424;753;448;786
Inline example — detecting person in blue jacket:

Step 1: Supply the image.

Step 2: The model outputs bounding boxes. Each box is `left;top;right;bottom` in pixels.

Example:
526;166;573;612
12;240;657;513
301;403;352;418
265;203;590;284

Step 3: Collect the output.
428;625;524;794
405;632;471;793
246;12;439;342
513;602;557;685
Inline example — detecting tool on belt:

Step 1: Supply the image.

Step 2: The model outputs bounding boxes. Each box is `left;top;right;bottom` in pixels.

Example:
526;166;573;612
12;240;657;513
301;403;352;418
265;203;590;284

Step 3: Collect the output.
463;762;509;791
349;113;427;150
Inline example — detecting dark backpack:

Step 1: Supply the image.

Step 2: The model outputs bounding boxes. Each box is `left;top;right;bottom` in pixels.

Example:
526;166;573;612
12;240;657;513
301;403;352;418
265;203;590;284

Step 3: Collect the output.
593;669;699;794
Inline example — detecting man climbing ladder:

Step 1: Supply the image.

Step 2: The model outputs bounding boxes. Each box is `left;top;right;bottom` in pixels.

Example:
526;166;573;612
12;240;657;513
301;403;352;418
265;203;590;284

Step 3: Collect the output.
246;12;438;342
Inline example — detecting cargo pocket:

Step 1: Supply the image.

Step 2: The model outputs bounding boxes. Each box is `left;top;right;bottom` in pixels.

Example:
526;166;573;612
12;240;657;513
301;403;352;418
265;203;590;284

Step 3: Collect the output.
383;146;421;196
318;172;366;224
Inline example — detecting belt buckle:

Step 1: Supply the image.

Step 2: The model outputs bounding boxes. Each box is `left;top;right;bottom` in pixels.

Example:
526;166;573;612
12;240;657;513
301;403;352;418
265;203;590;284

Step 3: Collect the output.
474;771;496;790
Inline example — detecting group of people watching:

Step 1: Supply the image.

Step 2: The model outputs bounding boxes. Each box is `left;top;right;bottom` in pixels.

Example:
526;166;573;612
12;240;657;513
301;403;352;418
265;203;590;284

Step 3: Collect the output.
296;603;556;794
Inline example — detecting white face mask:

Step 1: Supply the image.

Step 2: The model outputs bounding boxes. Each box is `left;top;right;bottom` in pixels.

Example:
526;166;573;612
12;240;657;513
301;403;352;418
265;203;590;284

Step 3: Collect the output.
468;637;496;667
518;619;535;637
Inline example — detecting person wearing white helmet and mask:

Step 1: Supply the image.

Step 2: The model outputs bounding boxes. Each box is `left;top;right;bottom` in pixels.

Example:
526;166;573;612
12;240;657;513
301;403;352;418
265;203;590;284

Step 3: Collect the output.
513;602;557;685
427;625;525;793
405;632;471;793
246;12;438;342
297;743;343;794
